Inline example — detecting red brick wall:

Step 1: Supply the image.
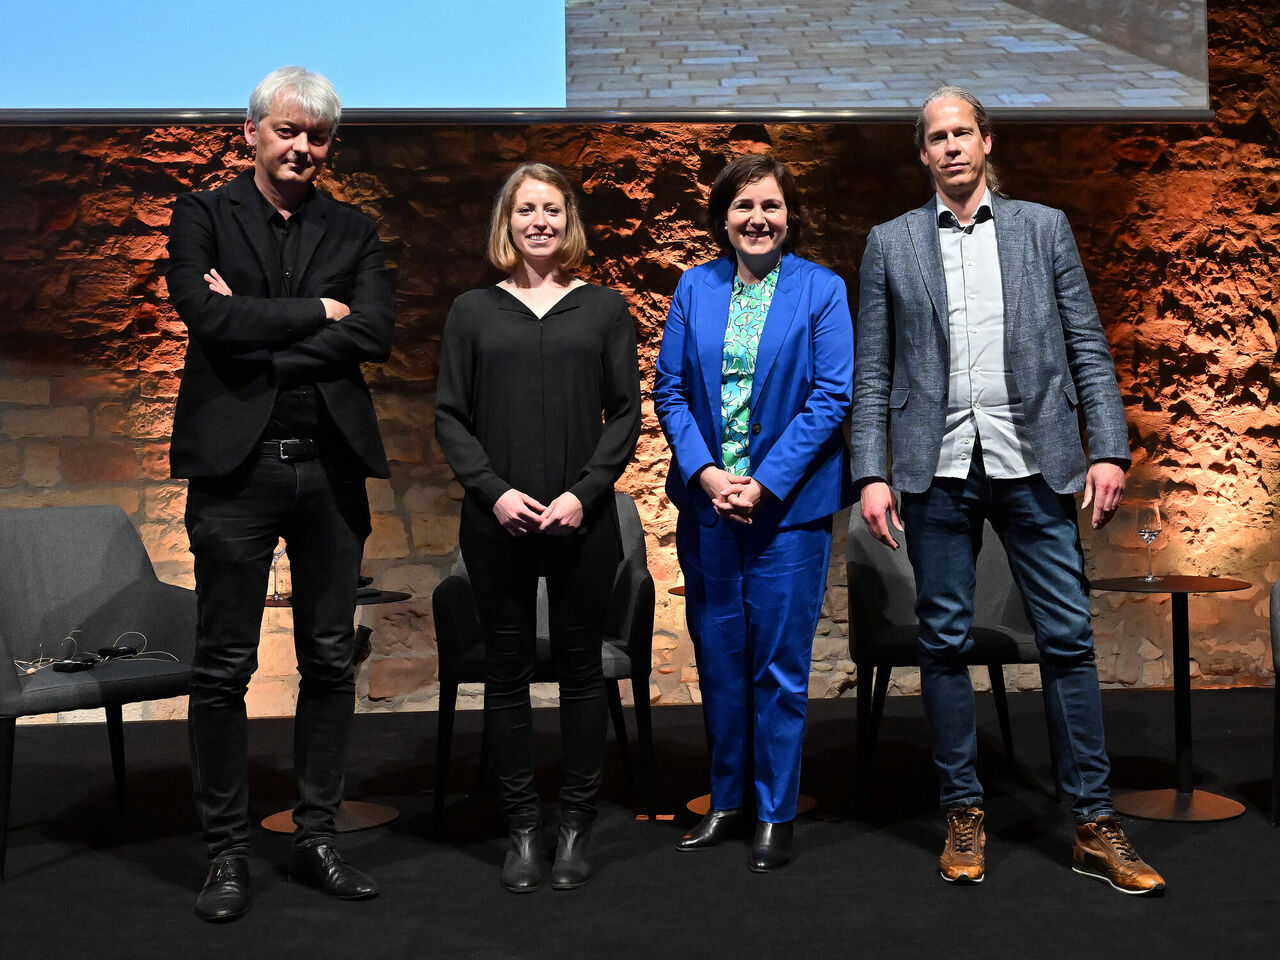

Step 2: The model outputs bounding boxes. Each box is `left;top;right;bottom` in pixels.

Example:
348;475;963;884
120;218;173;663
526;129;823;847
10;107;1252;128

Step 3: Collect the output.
0;1;1274;719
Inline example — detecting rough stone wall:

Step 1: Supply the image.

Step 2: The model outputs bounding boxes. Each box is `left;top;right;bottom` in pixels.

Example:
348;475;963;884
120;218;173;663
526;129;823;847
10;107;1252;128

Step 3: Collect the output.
0;1;1274;721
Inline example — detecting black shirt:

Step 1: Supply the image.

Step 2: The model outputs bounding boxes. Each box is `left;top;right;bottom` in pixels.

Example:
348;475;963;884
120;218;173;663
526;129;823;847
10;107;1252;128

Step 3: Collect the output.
435;283;641;515
253;187;328;441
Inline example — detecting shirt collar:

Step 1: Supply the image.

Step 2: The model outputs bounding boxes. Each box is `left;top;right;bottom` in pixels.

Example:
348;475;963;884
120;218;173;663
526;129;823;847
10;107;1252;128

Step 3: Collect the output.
731;260;781;300
255;184;315;224
935;189;994;229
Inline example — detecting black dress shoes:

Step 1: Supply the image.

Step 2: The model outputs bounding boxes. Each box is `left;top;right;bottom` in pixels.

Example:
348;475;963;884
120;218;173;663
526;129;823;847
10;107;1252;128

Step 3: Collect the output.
549;814;594;890
502;820;543;894
289;843;379;900
749;820;793;872
195;854;250;923
676;808;744;851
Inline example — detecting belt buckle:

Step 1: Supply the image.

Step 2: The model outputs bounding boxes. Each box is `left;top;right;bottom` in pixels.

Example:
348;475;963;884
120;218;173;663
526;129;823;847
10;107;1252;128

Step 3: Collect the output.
274;438;314;462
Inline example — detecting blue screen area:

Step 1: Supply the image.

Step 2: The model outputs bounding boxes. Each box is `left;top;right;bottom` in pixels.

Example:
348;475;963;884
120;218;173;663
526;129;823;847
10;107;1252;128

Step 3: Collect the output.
0;0;566;109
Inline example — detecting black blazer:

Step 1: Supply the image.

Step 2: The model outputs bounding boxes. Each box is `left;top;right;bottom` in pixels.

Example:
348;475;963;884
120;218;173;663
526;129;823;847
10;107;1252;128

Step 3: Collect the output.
165;170;394;479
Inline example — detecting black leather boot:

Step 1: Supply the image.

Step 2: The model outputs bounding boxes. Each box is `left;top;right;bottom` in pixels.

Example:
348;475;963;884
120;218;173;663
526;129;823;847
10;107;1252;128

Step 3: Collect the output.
549;813;594;890
501;819;543;893
676;808;744;851
749;819;794;872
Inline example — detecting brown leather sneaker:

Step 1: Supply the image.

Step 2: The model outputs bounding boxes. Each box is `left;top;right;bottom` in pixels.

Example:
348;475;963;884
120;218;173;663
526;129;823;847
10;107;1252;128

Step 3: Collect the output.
939;806;985;884
1072;815;1165;895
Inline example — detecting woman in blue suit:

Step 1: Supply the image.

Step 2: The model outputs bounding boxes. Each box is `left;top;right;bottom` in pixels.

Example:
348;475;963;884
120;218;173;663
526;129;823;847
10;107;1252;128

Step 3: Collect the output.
653;155;854;871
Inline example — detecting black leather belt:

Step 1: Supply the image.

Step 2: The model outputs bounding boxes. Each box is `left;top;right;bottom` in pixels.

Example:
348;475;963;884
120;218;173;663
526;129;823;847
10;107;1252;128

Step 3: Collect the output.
261;438;320;462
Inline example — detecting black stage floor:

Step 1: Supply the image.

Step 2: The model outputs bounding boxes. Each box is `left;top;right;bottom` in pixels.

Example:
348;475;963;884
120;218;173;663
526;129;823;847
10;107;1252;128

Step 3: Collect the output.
1;688;1276;959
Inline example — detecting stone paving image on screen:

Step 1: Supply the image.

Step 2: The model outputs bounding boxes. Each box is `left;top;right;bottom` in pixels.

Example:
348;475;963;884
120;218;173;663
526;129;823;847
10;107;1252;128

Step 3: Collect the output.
564;0;1207;112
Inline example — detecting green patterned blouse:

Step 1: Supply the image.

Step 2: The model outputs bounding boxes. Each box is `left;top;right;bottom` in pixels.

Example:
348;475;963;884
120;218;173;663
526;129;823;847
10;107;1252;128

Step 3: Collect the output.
720;262;780;475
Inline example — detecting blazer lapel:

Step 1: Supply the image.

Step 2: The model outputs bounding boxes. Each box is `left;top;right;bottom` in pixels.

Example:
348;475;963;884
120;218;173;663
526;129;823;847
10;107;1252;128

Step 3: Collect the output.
294;193;328;288
993;195;1026;327
749;252;801;405
695;258;735;435
226;173;280;295
905;200;947;332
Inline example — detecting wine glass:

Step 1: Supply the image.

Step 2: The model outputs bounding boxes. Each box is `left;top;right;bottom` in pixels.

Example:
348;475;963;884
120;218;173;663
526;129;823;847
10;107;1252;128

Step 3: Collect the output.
1135;501;1162;582
270;540;288;600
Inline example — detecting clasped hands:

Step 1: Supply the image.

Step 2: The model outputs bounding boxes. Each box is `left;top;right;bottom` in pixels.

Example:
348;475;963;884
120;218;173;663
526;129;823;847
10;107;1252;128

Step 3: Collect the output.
493;489;583;537
203;267;349;320
698;466;768;524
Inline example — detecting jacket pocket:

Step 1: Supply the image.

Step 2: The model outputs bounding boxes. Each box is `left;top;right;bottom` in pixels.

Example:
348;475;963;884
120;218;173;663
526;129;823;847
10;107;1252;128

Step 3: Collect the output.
889;387;910;409
315;272;354;300
1062;382;1079;409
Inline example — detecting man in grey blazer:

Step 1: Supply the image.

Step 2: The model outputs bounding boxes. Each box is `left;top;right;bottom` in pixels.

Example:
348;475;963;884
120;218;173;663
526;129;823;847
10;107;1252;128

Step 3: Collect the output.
852;86;1164;894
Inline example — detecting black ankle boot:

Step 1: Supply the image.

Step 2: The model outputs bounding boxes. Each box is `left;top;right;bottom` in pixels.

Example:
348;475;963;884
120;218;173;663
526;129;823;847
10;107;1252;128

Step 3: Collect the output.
549;813;593;890
749;819;794;872
676;808;744;851
501;820;543;893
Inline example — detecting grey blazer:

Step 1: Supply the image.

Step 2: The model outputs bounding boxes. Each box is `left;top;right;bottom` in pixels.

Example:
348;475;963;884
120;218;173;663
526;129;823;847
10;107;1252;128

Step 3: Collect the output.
850;194;1129;495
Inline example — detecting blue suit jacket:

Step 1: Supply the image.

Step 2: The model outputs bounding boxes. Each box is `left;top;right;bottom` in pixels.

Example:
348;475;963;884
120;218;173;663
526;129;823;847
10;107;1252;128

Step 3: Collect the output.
654;252;855;528
850;195;1130;495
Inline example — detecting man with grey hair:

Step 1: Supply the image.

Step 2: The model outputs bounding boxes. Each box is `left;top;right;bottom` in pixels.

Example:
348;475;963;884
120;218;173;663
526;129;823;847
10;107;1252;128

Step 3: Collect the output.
166;66;394;921
852;85;1164;894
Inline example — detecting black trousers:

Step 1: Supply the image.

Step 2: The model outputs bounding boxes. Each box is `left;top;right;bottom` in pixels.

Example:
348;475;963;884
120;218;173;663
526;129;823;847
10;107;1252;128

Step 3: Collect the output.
459;506;620;822
185;451;370;857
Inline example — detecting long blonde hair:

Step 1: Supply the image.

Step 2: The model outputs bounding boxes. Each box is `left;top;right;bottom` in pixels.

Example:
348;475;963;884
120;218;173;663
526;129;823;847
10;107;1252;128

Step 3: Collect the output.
914;85;1003;195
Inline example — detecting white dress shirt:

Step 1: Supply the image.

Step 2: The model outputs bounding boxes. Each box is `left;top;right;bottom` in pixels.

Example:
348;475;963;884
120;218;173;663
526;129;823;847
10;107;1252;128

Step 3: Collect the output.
934;191;1039;480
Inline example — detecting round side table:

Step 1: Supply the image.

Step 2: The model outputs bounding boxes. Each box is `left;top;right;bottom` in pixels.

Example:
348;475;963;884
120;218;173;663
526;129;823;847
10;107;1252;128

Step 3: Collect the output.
1092;575;1249;822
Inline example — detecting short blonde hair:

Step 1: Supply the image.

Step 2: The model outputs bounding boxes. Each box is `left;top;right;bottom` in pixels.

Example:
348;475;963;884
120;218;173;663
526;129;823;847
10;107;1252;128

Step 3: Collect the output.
486;163;588;273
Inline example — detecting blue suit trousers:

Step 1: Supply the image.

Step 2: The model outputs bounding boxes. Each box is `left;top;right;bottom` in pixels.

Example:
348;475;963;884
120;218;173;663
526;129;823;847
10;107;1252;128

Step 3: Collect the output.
677;513;831;822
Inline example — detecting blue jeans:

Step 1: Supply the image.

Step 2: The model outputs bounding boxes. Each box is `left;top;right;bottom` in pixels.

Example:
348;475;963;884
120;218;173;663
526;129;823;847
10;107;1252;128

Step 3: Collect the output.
900;455;1113;823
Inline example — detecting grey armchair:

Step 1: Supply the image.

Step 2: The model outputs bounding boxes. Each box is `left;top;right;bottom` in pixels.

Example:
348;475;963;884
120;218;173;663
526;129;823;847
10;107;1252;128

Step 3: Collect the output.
431;492;656;819
0;505;196;878
846;519;1044;794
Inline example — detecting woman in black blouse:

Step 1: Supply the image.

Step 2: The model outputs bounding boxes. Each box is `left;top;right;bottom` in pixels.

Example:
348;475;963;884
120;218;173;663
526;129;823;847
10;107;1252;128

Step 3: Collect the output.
435;163;641;893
